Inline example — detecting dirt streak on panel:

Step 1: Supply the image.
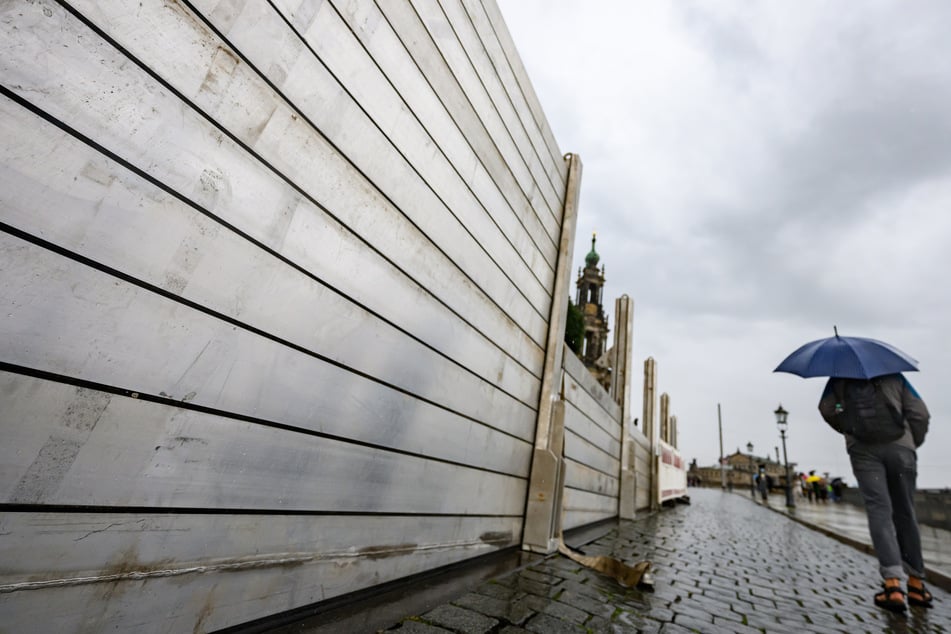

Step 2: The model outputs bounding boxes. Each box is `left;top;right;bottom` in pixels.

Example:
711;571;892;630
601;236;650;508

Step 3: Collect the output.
358;543;418;560
8;387;110;503
478;530;512;545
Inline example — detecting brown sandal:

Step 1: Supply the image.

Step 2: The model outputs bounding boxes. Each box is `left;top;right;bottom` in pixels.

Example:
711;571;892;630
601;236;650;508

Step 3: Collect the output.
874;578;906;613
908;577;934;608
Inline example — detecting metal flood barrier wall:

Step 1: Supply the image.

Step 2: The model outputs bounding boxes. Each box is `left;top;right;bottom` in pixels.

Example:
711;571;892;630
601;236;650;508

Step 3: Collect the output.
0;0;571;630
558;294;652;531
561;350;623;530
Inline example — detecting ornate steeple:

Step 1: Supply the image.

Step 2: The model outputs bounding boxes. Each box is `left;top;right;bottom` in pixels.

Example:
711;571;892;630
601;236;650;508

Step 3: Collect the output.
575;232;610;389
585;233;600;267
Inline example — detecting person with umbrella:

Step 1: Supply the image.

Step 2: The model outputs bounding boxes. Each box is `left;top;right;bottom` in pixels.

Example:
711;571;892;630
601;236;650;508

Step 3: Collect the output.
775;328;933;613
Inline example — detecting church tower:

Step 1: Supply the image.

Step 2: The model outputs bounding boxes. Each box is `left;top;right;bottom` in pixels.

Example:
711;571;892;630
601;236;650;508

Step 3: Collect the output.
575;233;610;388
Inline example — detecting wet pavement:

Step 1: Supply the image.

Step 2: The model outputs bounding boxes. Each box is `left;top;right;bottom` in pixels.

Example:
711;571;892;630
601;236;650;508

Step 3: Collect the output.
377;488;950;633
752;489;951;584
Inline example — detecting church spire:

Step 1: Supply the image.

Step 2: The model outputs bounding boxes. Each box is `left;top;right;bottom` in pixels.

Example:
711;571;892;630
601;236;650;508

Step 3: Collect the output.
585;232;600;267
574;231;610;390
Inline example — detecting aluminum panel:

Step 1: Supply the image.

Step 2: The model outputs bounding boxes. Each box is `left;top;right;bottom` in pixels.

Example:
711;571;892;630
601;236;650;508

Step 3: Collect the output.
0;0;547;371
564;459;619;498
564;428;620;478
323;0;560;256
70;0;551;337
0;241;535;475
563;488;617;514
0;99;536;437
374;0;560;243
633;435;652;510
0;511;519;632
408;0;560;220
188;0;554;315
0;371;527;513
0;0;578;629
561;488;616;530
562;509;615;531
437;0;562;217
329;0;561;253
0;511;520;584
563;401;622;460
219;0;558;285
475;0;566;180
563;350;623;425
633;435;652;470
459;0;566;192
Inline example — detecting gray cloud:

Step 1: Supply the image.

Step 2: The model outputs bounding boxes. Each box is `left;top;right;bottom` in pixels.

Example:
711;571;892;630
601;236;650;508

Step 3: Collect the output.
500;0;951;487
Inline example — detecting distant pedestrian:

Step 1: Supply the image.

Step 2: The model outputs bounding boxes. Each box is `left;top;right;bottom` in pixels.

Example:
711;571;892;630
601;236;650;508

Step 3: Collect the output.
807;471;821;502
831;477;845;502
819;373;933;613
800;473;812;501
817;477;829;503
756;467;769;502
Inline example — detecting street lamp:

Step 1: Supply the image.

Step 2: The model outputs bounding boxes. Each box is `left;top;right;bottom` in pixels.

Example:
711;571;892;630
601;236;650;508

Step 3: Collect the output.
746;441;755;498
775;404;795;509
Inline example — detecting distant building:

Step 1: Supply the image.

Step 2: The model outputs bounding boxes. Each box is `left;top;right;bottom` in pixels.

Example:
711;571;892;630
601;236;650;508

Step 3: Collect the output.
575;233;610;390
689;450;796;490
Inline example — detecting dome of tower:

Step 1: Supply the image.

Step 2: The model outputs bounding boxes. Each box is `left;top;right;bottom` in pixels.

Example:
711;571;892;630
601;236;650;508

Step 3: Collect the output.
584;233;599;267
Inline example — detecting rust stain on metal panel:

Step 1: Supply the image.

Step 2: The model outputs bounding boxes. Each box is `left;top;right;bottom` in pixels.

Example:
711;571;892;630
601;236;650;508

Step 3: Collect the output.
193;585;217;634
2;553;317;593
100;547;147;578
357;543;418;560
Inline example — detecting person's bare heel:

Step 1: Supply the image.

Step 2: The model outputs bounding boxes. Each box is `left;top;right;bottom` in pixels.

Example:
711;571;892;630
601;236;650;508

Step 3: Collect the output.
907;577;934;608
874;578;906;613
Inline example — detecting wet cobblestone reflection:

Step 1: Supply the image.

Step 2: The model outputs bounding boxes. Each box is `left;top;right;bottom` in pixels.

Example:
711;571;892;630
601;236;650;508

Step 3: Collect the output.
386;489;950;633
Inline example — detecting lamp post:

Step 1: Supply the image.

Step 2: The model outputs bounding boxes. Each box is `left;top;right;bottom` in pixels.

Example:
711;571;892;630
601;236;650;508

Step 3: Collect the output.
775;404;795;508
746;441;755;498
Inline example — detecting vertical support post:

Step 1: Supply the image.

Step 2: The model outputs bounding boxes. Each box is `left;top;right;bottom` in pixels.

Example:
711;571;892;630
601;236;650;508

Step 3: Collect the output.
615;295;635;520
659;393;670;444
656;392;670;508
718;404;726;490
642;357;658;511
522;153;582;553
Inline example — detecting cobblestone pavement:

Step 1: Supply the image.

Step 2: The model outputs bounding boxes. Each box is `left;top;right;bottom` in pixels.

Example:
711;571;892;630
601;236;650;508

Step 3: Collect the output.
755;491;951;580
383;488;950;633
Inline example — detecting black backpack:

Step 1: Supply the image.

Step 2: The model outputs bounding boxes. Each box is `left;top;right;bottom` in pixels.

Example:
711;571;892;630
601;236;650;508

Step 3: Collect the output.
832;378;905;443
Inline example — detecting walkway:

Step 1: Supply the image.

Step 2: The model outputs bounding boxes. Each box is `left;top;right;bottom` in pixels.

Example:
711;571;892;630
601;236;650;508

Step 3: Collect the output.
376;488;950;633
752;489;951;583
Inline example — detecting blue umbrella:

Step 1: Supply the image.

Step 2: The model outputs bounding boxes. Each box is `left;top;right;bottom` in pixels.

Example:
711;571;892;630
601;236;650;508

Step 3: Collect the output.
774;328;918;379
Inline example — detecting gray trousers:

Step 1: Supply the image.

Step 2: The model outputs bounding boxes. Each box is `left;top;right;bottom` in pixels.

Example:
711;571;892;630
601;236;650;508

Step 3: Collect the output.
848;443;925;580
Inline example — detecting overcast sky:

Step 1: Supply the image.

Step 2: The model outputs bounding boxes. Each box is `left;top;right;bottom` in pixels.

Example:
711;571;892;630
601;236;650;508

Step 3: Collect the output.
497;0;951;488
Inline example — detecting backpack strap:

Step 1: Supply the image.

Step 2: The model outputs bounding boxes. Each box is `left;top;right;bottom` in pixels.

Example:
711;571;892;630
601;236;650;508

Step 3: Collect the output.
832;379;846;409
827;378;851;434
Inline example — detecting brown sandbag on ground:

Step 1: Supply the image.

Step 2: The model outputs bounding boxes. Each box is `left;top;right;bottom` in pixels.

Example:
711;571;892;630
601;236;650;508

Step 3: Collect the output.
557;538;654;589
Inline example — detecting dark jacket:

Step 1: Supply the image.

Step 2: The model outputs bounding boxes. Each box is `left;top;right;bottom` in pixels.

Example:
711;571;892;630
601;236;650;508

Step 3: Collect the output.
818;373;929;450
